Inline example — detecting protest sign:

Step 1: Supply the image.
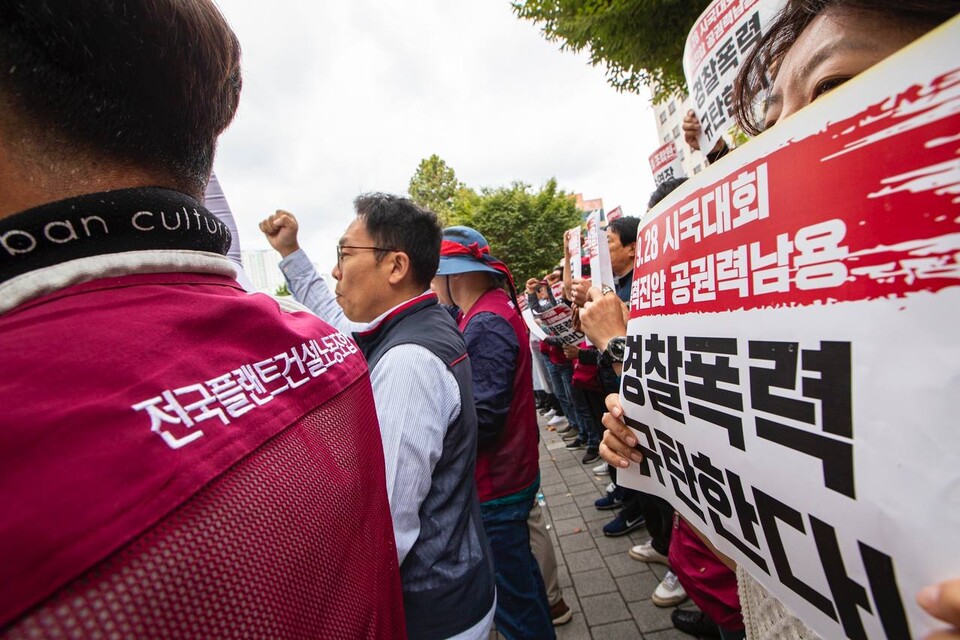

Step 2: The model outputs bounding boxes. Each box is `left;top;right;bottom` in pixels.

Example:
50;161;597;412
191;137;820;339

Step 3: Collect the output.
649;141;685;186
567;226;582;279
683;0;784;153
531;302;583;346
521;308;548;341
606;206;623;223
620;20;960;640
585;210;616;291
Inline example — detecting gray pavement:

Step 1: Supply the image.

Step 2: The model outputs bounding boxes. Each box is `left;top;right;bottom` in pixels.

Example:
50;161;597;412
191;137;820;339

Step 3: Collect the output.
491;414;708;640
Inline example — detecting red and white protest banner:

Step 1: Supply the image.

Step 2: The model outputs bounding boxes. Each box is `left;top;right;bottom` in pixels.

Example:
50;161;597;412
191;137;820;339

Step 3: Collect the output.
531;303;583;346
606;206;623;223
566;225;582;280
585;210;616;291
683;0;784;153
621;19;960;639
648;141;685;187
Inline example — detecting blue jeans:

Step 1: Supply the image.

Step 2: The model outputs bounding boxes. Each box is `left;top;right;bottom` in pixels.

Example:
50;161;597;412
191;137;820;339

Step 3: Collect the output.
570;386;601;447
544;360;577;428
480;500;555;640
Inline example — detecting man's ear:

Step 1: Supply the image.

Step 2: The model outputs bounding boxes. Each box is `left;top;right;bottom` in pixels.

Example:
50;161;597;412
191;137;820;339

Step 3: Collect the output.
626;241;636;258
386;251;411;285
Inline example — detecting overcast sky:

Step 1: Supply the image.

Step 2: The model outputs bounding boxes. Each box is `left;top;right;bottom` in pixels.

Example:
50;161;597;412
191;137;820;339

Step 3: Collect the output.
214;0;661;271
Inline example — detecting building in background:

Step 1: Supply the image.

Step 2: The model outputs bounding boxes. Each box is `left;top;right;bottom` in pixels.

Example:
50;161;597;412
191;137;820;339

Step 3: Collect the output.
242;250;330;294
651;94;709;178
241;250;286;294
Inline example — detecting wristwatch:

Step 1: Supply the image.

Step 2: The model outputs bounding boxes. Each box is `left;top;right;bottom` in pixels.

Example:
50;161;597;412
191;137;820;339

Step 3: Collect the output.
602;336;628;364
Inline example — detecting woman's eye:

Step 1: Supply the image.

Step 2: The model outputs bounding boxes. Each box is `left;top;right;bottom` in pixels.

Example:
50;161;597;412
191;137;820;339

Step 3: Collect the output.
813;77;849;99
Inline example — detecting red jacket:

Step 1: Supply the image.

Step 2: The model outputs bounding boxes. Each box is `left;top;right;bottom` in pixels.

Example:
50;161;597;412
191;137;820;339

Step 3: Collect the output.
0;269;407;638
460;289;539;502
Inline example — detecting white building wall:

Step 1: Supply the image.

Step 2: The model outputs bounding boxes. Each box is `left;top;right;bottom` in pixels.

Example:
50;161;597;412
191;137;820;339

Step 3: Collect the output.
651;94;709;179
241;249;286;294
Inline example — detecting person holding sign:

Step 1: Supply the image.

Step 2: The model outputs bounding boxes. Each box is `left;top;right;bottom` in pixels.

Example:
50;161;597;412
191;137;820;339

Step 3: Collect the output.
435;226;555;640
600;1;960;638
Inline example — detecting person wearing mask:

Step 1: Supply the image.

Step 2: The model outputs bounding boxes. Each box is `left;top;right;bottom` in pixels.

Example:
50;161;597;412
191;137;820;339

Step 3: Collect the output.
434;226;555;640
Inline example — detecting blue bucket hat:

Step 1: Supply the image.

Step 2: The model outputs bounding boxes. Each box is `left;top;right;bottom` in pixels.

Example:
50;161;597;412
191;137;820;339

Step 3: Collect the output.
437;226;504;277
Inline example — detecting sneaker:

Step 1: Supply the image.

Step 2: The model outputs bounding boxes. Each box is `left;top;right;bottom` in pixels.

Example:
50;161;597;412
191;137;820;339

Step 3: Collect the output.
592;462;609;476
671;609;721;638
564;437;585;451
581;447;600;464
628;540;670;565
652;571;688;607
594;486;623;510
602;511;645;537
556;423;576;435
547;415;567;427
560;429;581;442
549;598;572;626
542;408;557;418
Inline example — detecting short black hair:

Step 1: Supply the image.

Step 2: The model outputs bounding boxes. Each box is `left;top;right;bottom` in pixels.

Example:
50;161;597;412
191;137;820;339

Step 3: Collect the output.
607;216;640;246
354;193;442;289
0;0;242;197
648;177;689;210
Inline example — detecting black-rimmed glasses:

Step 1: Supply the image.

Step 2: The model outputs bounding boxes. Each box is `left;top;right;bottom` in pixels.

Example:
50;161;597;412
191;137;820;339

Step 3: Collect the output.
336;244;396;266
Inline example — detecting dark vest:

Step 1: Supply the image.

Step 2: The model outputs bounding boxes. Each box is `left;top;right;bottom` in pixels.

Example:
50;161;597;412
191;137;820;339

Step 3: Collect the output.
354;293;495;640
459;289;540;503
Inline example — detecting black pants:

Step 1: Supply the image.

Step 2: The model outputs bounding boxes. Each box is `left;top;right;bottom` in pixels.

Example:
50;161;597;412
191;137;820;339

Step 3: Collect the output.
640;495;674;555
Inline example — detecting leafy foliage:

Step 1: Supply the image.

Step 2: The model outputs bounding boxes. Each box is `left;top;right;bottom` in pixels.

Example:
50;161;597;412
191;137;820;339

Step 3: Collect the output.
512;0;711;102
409;156;581;283
274;283;291;297
454;179;581;284
408;154;466;226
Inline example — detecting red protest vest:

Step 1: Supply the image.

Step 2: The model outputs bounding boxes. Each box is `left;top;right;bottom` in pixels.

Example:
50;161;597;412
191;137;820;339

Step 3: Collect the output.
0;272;406;639
460;289;539;503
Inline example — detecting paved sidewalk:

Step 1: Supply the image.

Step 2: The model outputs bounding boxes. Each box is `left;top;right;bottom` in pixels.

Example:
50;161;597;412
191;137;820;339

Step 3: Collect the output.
525;415;707;640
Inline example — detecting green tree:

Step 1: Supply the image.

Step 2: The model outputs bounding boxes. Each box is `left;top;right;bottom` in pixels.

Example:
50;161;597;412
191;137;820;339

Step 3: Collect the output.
274;283;291;297
408;154;467;225
512;0;711;102
458;179;581;284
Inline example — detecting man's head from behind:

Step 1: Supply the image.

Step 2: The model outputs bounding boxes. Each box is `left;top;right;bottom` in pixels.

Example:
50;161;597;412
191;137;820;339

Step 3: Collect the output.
332;193;441;323
0;0;241;215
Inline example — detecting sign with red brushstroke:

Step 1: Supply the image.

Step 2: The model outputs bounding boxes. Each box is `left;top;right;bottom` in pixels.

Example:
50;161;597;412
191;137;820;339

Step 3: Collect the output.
649;141;685;187
620;20;960;640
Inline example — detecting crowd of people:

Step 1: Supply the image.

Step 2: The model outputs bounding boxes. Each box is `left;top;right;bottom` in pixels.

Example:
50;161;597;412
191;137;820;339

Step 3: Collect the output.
1;0;958;639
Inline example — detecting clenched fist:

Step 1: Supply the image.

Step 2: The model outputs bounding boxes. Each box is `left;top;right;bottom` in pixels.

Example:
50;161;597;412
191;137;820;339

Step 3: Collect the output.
259;209;301;258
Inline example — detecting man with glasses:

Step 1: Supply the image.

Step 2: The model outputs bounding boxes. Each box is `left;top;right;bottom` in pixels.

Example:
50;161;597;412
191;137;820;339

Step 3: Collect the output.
260;196;496;640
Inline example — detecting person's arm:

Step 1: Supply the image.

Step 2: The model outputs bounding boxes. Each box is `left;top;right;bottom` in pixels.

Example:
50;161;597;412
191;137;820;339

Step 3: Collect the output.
260;209;366;333
524;278;541;313
562;230;574;300
683;109;730;164
579;286;629;374
204;171;256;292
463;313;519;448
370;344;458;565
